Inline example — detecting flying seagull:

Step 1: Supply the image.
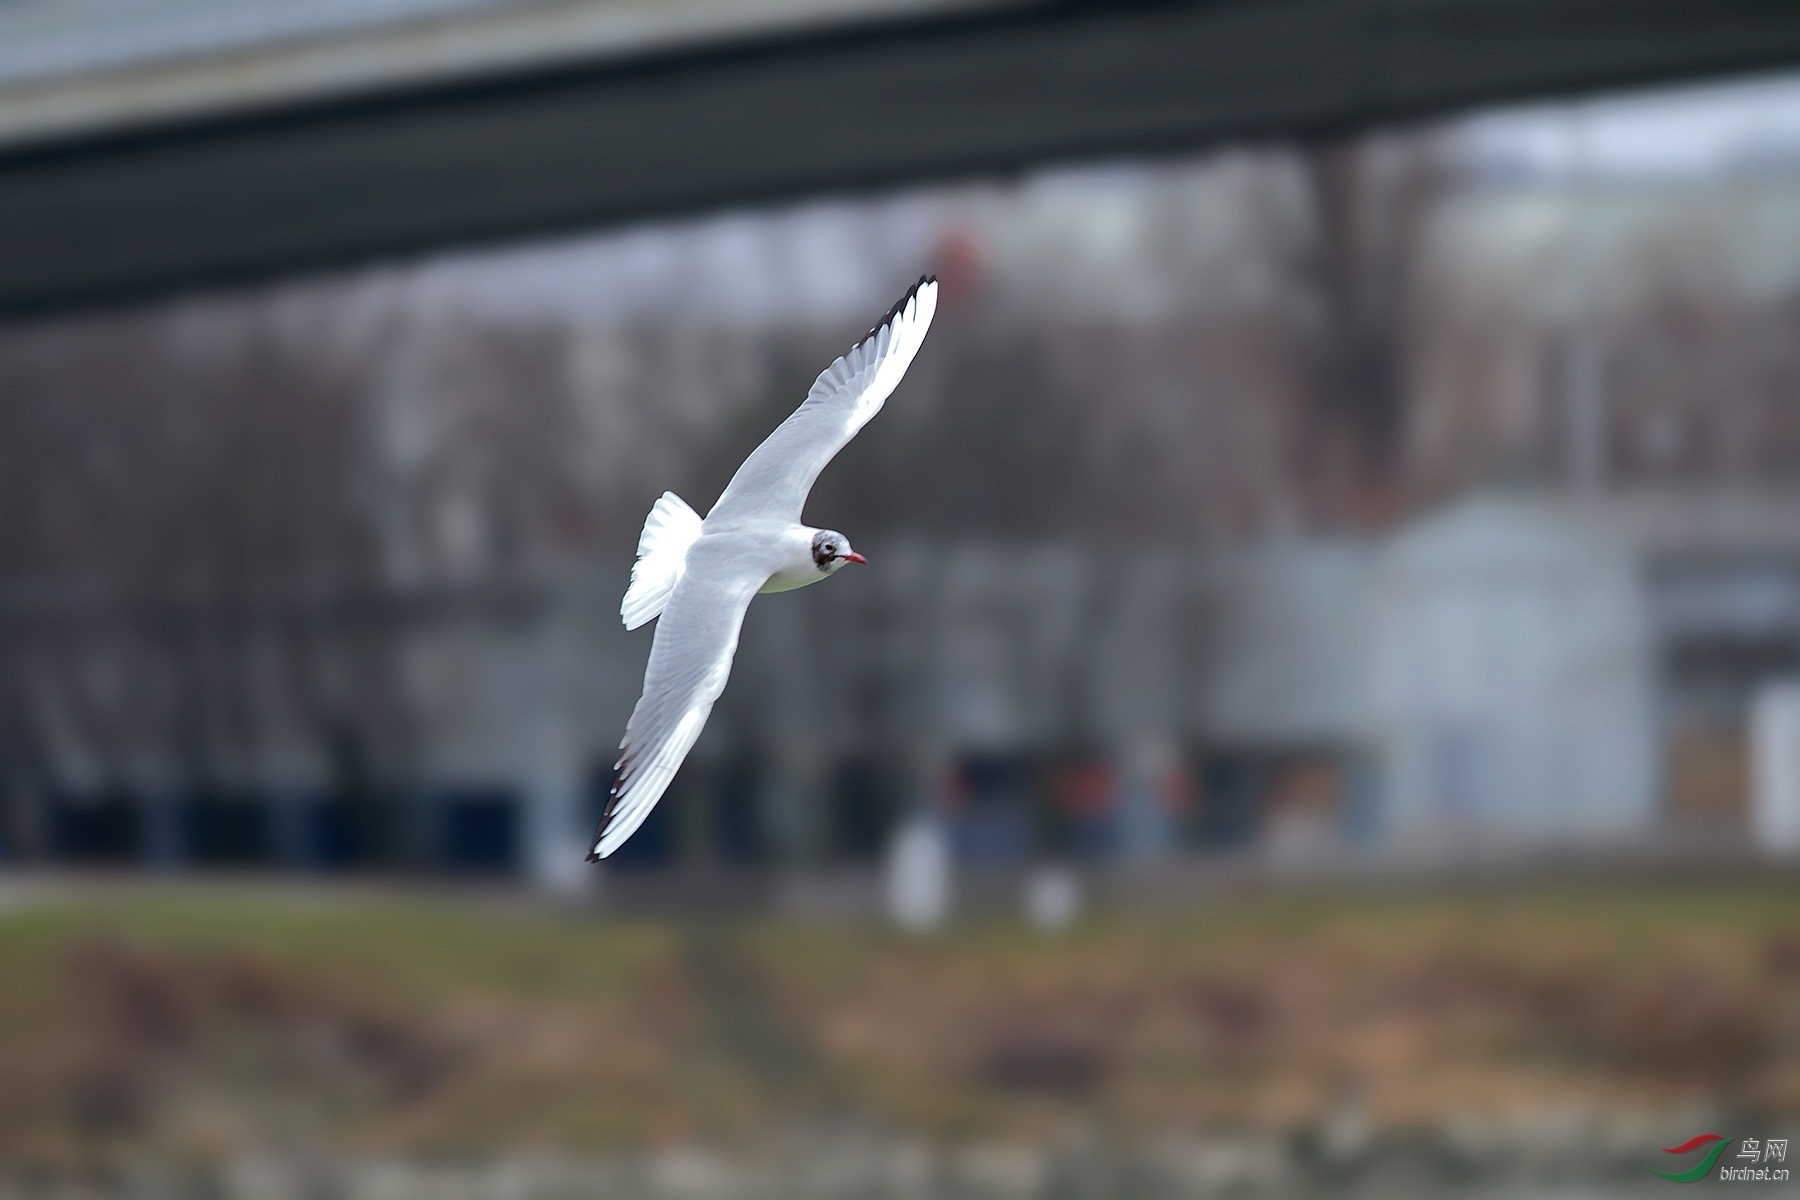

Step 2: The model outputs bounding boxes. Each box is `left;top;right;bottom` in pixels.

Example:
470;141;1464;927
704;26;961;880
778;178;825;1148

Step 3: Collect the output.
588;276;939;861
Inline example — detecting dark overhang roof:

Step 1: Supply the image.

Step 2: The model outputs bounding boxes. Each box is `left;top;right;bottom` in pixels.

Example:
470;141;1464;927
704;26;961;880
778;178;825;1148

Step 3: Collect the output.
4;0;1800;319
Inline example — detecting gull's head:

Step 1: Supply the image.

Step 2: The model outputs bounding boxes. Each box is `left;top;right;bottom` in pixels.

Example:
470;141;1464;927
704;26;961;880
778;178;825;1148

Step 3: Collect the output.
811;529;866;574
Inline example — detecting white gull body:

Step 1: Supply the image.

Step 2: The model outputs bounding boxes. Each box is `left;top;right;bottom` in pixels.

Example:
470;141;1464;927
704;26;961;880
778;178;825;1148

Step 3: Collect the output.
588;277;939;861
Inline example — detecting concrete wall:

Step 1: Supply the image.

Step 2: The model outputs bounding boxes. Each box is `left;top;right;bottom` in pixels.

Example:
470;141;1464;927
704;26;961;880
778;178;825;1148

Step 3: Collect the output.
1361;496;1657;843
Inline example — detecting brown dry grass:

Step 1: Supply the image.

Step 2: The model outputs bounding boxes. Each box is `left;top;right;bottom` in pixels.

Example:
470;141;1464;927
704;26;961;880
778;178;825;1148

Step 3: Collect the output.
0;878;1795;1171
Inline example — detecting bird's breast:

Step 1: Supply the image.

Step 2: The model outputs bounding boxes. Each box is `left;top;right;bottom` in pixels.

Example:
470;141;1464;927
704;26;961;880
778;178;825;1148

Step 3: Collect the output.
697;521;822;595
759;562;827;594
763;525;828;593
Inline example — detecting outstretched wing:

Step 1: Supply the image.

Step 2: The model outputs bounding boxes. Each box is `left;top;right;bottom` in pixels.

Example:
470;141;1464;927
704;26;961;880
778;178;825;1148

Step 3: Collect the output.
589;544;763;860
706;276;938;526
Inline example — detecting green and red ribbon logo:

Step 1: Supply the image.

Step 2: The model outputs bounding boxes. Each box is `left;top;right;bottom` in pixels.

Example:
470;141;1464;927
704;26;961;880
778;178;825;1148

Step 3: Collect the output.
1650;1134;1734;1182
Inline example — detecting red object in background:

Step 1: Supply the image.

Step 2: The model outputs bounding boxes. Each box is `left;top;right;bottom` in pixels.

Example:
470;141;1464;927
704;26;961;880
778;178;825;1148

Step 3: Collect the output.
929;224;986;307
1056;763;1117;818
934;763;970;812
1160;762;1197;818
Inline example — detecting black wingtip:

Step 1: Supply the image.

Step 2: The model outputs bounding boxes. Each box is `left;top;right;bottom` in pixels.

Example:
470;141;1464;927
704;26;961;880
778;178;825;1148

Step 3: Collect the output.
861;274;936;345
594;805;622;863
585;778;626;864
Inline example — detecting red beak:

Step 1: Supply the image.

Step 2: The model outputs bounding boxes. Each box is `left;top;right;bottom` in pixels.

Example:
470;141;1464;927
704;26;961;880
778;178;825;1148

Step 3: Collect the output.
843;551;868;564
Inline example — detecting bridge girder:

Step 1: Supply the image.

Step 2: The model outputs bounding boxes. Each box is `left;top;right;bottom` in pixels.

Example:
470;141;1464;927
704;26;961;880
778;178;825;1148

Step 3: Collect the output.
3;0;1800;318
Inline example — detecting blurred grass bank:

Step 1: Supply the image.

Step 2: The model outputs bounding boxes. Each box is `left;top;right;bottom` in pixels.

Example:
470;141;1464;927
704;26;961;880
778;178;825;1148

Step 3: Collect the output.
0;878;1794;1196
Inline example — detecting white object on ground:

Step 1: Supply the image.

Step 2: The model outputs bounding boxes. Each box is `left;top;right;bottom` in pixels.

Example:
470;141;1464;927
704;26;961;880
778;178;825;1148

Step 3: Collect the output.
1753;681;1800;854
886;815;952;931
1022;865;1080;933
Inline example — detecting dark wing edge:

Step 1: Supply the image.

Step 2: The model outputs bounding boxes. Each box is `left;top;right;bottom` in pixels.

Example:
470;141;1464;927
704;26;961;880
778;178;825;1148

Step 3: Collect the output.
703;275;939;525
587;566;760;861
865;274;936;349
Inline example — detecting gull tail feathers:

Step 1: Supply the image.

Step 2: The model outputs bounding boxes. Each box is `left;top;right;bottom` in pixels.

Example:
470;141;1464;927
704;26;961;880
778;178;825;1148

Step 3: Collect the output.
620;492;702;630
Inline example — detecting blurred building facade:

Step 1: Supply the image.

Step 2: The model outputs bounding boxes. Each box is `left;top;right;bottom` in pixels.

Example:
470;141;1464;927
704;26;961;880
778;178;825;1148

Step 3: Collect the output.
3;84;1800;880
